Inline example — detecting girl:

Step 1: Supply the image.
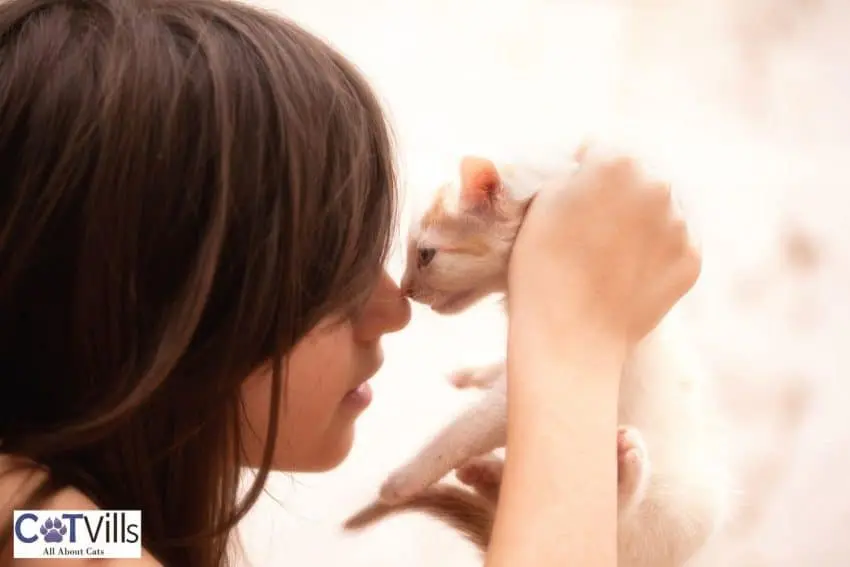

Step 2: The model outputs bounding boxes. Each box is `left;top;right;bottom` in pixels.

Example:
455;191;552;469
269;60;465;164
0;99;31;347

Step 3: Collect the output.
0;0;700;566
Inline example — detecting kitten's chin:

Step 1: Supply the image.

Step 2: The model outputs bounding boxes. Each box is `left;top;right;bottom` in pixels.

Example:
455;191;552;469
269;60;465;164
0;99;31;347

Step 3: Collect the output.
430;291;480;315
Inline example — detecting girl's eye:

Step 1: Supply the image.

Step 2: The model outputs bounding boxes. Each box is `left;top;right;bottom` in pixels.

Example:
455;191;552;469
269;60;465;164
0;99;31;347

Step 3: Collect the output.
417;247;436;268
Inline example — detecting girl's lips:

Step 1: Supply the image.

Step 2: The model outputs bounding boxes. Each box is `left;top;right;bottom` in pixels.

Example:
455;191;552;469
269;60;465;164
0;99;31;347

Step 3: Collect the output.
343;350;382;410
343;381;373;409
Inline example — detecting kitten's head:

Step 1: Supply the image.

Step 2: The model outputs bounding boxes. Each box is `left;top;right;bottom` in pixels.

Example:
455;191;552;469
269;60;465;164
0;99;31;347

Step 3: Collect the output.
401;156;527;314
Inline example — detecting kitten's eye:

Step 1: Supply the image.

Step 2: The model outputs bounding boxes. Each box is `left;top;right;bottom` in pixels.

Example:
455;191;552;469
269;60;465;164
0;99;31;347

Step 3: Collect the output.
417;247;436;268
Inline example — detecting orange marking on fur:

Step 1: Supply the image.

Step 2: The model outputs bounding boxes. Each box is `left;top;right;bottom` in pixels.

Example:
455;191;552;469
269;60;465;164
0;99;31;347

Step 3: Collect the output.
465;235;493;255
441;235;490;256
420;187;449;228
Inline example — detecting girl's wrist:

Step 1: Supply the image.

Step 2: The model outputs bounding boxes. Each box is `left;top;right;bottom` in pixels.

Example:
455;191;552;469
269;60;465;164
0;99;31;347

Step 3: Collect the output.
507;285;630;375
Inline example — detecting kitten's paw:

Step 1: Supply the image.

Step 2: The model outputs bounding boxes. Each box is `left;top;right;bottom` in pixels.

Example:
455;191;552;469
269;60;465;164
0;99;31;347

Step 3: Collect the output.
447;364;502;390
618;425;651;514
456;454;504;488
379;467;429;505
456;454;504;503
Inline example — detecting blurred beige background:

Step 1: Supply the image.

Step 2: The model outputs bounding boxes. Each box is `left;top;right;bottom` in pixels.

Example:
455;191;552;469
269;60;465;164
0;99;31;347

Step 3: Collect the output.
236;0;850;565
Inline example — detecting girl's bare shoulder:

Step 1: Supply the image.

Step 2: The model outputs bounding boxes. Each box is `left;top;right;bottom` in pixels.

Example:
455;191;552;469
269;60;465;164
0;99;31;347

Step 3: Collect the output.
0;455;162;567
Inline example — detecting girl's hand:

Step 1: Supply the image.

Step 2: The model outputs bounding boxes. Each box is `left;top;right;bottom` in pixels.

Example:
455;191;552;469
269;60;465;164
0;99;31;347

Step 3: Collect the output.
509;144;700;345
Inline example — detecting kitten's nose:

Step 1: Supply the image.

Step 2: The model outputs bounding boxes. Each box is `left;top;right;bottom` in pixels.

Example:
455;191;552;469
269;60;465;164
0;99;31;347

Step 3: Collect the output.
400;277;414;298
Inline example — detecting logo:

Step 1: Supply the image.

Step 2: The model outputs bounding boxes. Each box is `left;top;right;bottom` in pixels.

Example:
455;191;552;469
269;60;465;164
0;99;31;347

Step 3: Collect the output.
13;510;142;559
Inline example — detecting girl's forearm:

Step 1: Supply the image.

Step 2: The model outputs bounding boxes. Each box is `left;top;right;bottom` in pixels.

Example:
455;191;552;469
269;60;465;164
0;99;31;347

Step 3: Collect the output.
486;306;625;567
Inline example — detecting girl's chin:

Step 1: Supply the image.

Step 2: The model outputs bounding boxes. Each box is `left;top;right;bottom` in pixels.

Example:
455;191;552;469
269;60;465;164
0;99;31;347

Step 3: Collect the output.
278;427;357;473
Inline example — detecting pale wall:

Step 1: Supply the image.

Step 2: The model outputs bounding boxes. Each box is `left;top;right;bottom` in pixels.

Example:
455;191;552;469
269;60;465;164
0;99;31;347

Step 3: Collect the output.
236;1;850;565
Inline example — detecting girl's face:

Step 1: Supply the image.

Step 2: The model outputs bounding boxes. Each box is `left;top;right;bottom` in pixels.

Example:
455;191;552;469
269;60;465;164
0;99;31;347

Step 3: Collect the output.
240;270;411;472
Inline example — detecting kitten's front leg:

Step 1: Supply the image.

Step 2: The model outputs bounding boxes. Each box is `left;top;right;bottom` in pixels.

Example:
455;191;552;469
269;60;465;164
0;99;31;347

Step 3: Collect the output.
618;425;651;516
380;384;508;505
448;361;505;390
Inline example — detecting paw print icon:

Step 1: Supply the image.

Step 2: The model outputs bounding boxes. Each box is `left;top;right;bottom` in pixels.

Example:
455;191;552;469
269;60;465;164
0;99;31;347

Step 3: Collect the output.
39;517;67;543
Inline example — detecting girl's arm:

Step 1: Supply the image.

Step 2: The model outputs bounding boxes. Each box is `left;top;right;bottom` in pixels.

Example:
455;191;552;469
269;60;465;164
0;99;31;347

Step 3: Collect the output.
485;302;625;567
484;145;701;567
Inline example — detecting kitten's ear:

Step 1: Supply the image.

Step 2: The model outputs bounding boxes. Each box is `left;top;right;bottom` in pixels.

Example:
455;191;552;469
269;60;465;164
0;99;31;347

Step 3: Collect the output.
459;156;501;209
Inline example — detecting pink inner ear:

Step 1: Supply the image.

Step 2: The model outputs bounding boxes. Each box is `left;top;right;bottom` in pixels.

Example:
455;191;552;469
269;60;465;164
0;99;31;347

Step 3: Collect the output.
459;156;500;207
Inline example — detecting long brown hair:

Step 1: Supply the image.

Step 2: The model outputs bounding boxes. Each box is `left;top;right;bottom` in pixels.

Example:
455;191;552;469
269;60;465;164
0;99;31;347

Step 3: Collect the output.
0;0;398;564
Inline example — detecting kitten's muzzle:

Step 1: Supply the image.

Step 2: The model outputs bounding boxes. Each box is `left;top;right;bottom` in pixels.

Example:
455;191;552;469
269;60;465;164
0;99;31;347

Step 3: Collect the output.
400;285;436;307
399;274;414;298
430;290;477;314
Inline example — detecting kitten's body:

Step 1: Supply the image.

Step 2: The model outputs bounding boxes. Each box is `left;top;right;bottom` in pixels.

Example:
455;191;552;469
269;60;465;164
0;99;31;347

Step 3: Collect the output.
345;155;731;567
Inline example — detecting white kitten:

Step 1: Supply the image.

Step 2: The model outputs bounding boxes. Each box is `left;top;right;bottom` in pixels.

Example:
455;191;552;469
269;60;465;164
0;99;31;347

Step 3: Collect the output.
346;154;732;567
